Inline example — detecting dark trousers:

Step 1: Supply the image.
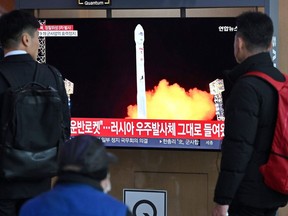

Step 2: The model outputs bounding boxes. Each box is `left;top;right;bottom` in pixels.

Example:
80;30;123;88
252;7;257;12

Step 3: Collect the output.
0;198;28;216
228;202;278;216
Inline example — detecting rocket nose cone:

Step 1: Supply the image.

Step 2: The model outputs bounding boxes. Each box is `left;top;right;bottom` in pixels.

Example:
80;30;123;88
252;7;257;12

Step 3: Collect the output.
134;24;144;44
135;24;144;32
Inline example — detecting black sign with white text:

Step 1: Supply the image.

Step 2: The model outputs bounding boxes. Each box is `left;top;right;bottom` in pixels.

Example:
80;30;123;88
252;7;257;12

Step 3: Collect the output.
77;0;110;6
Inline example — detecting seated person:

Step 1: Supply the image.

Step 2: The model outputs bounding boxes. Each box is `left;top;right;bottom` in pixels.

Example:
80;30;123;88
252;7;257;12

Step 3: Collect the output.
20;135;133;216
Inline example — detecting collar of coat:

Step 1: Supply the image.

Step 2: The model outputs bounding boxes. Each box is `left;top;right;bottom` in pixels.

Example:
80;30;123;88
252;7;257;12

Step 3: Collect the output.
224;52;273;85
56;172;104;192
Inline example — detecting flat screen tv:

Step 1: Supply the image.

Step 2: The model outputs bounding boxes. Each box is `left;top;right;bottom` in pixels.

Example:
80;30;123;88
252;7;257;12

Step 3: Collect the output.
39;17;237;149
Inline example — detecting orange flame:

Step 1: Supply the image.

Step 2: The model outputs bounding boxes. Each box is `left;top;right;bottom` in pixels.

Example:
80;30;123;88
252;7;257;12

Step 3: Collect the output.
127;79;216;120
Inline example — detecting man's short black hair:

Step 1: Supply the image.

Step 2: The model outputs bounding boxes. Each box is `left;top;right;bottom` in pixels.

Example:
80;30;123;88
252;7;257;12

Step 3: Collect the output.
236;11;273;52
0;10;40;49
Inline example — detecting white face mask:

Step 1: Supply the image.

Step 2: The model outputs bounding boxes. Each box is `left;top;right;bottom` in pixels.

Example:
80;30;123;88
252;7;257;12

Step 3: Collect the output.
101;173;112;194
103;180;111;194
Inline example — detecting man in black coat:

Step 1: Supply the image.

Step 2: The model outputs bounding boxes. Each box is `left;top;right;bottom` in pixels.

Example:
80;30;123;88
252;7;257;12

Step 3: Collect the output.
0;10;70;215
212;11;288;216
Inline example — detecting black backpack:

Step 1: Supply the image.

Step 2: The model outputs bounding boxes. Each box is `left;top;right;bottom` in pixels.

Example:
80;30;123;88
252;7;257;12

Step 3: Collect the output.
0;63;65;179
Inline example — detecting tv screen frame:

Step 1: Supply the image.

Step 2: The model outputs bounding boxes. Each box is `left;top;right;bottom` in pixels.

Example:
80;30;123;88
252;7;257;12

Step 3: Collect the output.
38;17;237;150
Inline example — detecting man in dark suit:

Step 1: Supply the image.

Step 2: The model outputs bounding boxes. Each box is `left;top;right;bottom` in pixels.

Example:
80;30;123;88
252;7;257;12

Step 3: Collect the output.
0;10;71;215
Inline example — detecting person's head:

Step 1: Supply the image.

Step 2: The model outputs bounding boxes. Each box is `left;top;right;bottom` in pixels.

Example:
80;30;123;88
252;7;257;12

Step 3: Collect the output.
59;135;117;193
234;11;273;63
0;10;40;60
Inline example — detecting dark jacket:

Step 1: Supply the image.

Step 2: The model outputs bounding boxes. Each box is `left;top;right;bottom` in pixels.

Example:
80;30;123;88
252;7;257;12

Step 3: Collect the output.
0;53;71;199
19;172;133;216
214;52;288;208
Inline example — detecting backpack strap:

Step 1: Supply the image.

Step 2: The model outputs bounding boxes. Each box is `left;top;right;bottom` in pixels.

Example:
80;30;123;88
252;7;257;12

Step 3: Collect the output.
32;63;39;82
245;71;287;91
47;65;65;94
47;64;71;140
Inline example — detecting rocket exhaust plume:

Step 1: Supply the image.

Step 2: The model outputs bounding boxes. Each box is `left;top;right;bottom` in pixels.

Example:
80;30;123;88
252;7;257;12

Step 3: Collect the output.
127;79;216;120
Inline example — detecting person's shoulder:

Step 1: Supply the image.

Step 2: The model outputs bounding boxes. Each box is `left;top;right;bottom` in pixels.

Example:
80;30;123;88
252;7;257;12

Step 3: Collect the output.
38;63;58;72
38;63;63;78
19;192;46;215
101;193;129;208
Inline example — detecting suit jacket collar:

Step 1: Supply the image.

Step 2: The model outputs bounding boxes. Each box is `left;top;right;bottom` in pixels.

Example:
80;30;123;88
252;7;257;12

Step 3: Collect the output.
3;53;35;63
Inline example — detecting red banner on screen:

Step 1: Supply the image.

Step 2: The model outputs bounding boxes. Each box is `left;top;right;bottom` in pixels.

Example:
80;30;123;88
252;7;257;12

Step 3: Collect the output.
39;25;74;31
71;118;224;140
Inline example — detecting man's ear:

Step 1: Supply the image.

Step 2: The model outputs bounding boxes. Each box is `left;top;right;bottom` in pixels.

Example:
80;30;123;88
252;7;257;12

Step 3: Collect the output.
21;32;31;47
237;36;245;51
234;34;246;63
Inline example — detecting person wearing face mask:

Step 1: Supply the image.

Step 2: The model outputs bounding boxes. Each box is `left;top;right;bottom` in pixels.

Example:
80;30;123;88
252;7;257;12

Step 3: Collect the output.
19;135;133;216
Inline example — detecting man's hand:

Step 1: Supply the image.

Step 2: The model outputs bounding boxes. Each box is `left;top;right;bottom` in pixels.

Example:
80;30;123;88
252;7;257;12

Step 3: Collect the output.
212;203;229;216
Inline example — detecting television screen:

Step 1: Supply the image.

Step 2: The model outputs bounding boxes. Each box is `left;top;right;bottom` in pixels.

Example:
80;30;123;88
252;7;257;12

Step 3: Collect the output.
39;17;237;149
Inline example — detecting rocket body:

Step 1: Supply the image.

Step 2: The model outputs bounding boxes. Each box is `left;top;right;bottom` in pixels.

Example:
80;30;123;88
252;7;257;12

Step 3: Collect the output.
134;24;147;119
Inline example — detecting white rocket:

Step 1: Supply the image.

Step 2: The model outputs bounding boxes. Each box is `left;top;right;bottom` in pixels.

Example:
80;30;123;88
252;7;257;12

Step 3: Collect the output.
134;24;147;119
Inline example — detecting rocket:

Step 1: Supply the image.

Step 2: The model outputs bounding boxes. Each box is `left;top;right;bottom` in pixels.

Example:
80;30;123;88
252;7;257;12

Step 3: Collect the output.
134;24;147;119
